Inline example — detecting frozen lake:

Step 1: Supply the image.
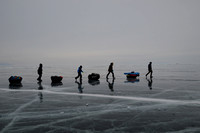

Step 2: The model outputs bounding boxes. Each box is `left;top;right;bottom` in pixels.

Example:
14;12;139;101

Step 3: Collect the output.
0;64;200;132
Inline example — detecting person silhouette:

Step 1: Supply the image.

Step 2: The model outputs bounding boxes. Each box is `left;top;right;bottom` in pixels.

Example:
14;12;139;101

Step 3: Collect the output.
106;78;115;92
145;62;153;78
37;63;43;82
75;65;83;80
106;62;115;79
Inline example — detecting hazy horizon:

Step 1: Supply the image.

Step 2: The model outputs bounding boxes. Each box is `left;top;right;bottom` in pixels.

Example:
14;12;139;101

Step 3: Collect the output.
1;0;200;66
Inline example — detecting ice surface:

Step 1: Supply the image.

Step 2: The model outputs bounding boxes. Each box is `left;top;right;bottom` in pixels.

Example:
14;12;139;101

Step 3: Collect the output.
0;64;200;132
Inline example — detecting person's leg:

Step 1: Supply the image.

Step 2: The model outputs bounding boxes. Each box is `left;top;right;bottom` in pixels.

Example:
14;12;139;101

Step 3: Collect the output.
38;74;42;81
111;71;115;79
150;71;153;78
80;73;82;80
146;71;150;76
75;73;79;79
106;72;110;79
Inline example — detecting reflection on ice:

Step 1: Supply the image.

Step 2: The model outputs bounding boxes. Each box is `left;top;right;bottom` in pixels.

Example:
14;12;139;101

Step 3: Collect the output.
106;78;114;92
75;79;84;93
146;77;153;90
88;80;100;86
9;83;23;89
38;92;43;103
124;78;140;83
51;82;63;87
37;82;43;90
37;82;44;103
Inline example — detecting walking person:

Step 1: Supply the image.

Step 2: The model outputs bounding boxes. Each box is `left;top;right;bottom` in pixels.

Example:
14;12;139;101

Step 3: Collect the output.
37;63;43;82
145;62;153;78
75;65;83;80
106;62;115;79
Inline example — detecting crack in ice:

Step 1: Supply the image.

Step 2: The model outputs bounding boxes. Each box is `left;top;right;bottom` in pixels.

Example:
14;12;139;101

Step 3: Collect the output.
0;94;38;133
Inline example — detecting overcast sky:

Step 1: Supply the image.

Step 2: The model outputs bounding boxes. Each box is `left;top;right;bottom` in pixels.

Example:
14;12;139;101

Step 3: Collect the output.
0;0;200;66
